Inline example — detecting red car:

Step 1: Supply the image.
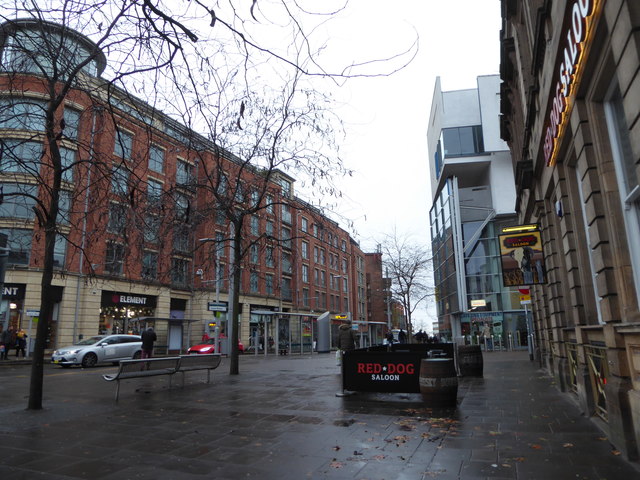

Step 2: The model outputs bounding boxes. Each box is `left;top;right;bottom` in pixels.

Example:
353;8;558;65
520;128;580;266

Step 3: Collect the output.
187;337;244;354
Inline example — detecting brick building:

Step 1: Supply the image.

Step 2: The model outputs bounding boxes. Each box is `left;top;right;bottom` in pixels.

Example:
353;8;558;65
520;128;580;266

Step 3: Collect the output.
0;19;376;355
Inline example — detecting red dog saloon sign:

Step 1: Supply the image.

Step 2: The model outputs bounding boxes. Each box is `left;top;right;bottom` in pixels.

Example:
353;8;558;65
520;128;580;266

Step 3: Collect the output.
342;351;423;393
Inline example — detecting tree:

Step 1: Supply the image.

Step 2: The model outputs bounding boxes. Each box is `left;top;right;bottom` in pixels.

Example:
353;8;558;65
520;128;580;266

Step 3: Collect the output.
0;0;416;407
380;229;434;339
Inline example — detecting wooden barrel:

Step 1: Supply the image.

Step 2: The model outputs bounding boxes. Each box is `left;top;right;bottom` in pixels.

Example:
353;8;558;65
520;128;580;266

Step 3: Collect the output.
419;358;458;407
457;345;483;377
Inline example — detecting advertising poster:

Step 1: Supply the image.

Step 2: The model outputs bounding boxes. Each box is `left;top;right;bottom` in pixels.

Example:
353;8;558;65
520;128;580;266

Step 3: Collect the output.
498;229;546;286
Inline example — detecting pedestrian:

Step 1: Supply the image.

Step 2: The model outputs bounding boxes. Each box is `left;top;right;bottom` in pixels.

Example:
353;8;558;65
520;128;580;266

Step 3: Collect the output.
141;327;157;359
385;330;394;346
336;320;357;366
398;329;407;344
1;326;15;360
15;328;27;358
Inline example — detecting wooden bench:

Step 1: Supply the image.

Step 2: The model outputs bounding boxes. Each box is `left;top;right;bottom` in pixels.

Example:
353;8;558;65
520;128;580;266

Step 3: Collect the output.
102;356;181;401
176;354;222;387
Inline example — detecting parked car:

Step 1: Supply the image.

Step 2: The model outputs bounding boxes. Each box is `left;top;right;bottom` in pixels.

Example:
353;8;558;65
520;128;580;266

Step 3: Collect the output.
51;334;142;368
187;337;244;354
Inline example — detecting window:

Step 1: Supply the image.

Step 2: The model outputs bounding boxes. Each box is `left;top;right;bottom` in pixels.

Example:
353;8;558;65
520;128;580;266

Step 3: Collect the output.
250;272;259;293
57;190;72;225
149;145;164;173
175;194;190;223
281;203;292;224
60;147;75;182
314;246;319;263
251;215;259;236
279;178;292;197
282;227;291;249
266;274;274;295
250;244;259;264
173;225;190;253
320;270;326;286
282;252;292;274
111;164;129;196
147;179;163;205
313;224;318;238
343;278;348;293
250;190;259;208
442;125;484;157
0;183;37;219
266;246;274;268
53;234;66;268
107;202;127;235
314;268;319;285
0;97;46;131
142;251;158;280
301;217;308;232
266;220;274;237
302;288;309;306
176;160;193;185
342;258;348;273
0;139;40;175
63;108;81;140
266;195;274;214
105;242;124;275
216;209;226;225
143;214;160;244
0;228;31;265
114;129;133;160
171;258;190;287
301;241;309;260
319;248;325;265
302;264;309;283
281;277;292;301
341;240;347;252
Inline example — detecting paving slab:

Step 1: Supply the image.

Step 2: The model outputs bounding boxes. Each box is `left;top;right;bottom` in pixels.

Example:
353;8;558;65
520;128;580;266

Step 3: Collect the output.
1;350;639;479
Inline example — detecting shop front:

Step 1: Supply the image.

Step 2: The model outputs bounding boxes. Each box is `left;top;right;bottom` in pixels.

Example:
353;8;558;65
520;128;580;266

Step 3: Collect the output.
99;291;157;335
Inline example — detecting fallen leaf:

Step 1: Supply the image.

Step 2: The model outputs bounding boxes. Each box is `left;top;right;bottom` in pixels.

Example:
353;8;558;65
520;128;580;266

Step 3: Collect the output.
531;444;543;450
514;457;526;462
562;443;573;448
330;461;344;468
489;431;501;436
332;446;340;451
372;454;386;461
612;450;621;456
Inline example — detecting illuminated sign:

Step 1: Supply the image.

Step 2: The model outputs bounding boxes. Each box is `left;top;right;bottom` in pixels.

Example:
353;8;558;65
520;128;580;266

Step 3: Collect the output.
543;0;603;166
498;229;546;286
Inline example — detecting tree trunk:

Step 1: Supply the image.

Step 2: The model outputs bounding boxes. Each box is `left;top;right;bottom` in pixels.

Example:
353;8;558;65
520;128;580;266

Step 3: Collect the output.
228;222;242;375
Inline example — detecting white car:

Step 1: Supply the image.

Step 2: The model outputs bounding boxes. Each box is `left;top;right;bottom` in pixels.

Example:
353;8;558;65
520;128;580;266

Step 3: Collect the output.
51;334;142;368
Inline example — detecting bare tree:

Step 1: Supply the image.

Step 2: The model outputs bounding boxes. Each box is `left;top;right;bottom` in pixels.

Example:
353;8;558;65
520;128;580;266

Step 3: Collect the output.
0;0;417;406
380;229;433;339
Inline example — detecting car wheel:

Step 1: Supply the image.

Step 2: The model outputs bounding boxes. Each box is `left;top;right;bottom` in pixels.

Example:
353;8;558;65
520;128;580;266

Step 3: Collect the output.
81;353;98;368
133;351;142;359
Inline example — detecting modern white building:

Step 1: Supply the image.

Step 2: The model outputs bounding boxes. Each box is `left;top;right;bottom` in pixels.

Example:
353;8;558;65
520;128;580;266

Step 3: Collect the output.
428;75;524;346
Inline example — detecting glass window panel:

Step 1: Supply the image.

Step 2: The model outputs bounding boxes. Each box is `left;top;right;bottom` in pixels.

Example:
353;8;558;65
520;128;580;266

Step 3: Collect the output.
114;130;133;159
0;228;31;265
63;108;80;140
0;183;37;219
0;139;41;175
149;145;164;173
0;97;46;131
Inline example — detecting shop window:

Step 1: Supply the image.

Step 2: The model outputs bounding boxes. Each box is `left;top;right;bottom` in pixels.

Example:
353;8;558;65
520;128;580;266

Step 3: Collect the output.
0;97;46;131
142;251;158;280
149;145;164;173
0;228;31;265
114;129;133;160
105;242;124;275
0;183;37;219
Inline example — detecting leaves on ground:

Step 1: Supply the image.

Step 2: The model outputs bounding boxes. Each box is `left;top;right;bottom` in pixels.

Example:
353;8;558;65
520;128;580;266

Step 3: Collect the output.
329;461;344;468
611;450;621;456
562;443;574;448
530;444;543;450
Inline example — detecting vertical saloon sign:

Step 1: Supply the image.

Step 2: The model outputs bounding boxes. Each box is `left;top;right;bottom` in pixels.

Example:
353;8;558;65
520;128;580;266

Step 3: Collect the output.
543;0;603;166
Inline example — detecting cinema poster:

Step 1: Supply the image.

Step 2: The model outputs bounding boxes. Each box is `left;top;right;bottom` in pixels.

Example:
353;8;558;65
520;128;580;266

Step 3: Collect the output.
498;229;546;287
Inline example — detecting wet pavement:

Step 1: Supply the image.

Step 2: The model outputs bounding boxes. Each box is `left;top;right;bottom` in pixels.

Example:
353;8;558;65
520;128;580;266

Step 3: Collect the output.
0;350;638;479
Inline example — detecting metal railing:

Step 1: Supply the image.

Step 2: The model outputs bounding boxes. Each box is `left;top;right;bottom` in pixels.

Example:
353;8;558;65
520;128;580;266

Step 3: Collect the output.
566;342;578;395
584;344;609;421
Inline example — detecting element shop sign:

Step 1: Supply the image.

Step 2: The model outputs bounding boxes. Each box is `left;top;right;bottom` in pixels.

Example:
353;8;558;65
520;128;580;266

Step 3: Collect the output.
101;291;157;308
543;0;603;166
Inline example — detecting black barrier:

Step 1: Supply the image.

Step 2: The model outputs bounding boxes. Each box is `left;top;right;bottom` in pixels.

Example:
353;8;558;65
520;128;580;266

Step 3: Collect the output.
342;350;424;393
390;343;455;359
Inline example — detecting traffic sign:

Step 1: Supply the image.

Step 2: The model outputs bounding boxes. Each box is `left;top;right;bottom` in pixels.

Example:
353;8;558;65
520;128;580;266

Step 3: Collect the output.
208;302;227;312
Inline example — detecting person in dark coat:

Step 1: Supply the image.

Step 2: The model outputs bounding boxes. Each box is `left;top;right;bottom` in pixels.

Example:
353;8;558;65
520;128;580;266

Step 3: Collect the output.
337;321;357;352
141;327;157;359
398;329;407;344
1;326;15;360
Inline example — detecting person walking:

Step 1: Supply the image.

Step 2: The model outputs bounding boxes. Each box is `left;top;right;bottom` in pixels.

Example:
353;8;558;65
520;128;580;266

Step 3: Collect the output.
141;327;157;359
1;326;15;360
337;321;357;353
15;328;27;358
398;329;407;344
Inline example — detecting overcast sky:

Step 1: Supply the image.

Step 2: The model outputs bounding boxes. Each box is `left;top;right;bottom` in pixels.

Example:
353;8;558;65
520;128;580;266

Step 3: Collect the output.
328;0;502;250
320;0;502;329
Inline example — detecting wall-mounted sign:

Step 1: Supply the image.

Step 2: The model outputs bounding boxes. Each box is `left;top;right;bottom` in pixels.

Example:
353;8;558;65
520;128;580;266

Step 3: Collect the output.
499;229;546;286
208;302;228;312
543;0;603;166
101;291;157;308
